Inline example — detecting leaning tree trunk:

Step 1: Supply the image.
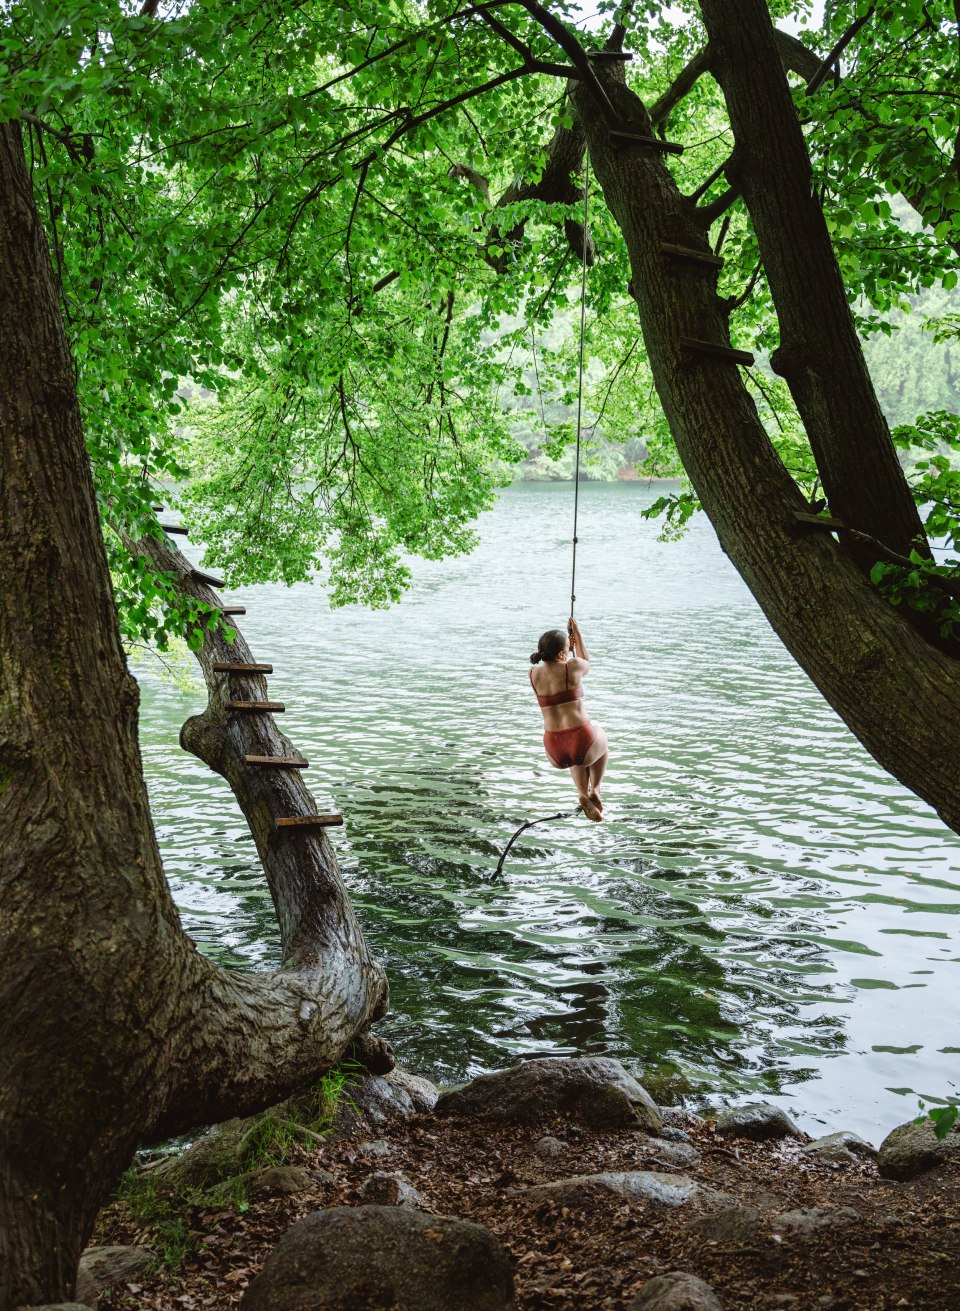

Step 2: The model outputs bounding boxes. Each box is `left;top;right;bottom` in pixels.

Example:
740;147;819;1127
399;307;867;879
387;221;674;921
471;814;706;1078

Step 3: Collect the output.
697;0;928;569
563;63;960;835
0;121;386;1310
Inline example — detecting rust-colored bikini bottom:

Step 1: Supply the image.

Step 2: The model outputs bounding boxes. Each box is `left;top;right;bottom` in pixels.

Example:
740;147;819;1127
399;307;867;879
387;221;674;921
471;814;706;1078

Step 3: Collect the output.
543;721;598;770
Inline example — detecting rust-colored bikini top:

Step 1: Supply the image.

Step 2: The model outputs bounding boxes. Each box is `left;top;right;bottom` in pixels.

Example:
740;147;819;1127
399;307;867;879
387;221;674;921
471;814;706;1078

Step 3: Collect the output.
529;662;583;708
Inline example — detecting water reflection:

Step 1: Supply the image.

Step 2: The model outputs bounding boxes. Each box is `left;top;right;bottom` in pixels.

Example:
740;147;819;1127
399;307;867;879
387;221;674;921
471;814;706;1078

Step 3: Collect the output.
136;482;960;1139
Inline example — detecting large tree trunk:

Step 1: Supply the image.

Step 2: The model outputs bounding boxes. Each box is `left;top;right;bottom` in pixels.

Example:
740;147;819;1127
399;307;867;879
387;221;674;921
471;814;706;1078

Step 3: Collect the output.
566;64;960;835
0;122;386;1310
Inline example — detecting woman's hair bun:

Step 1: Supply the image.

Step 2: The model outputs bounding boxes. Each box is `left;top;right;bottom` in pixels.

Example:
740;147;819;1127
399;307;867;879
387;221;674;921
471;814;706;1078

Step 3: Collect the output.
530;651;542;664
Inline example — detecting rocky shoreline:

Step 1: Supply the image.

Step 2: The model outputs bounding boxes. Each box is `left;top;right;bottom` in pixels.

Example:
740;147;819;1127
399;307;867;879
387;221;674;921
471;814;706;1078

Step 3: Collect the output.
48;1056;960;1311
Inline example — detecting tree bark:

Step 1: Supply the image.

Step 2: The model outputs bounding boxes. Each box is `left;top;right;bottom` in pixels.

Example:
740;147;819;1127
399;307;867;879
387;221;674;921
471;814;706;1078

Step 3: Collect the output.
697;0;928;568
567;65;960;837
0;121;386;1309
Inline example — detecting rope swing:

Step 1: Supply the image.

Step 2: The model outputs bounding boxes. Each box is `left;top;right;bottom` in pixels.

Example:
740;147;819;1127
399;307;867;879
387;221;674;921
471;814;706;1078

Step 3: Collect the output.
493;153;592;882
570;150;590;623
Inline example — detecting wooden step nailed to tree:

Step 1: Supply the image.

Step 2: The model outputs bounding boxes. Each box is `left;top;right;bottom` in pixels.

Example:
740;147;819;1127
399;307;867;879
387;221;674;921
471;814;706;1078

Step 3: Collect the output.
244;754;309;769
587;50;633;61
219;607;246;616
161;525;189;535
276;814;344;829
792;510;846;531
213;661;273;674
191;568;225;588
609;130;684;156
679;336;755;367
660;242;725;269
226;700;285;713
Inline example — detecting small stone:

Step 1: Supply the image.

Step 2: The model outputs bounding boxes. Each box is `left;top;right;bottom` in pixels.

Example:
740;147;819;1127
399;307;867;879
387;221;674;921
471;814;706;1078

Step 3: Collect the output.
684;1204;760;1245
242;1165;314;1199
240;1206;514;1311
817;1297;834;1308
357;1171;424;1208
660;1107;705;1130
772;1206;861;1238
357;1138;393;1158
658;1127;692;1143
648;1141;702;1170
533;1135;567;1157
714;1103;803;1142
766;1297;798;1307
629;1270;724;1310
523;1170;722;1209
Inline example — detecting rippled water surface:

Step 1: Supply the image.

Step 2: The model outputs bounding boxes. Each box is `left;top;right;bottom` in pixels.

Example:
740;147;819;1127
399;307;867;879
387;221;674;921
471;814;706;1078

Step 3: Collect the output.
138;481;960;1141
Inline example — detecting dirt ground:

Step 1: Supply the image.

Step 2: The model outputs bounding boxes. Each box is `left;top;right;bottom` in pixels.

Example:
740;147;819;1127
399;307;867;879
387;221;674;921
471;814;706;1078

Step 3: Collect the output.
92;1106;960;1311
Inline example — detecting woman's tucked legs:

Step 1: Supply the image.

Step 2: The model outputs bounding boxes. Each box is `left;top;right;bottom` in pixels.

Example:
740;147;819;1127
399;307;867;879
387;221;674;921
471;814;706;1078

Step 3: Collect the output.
569;764;601;820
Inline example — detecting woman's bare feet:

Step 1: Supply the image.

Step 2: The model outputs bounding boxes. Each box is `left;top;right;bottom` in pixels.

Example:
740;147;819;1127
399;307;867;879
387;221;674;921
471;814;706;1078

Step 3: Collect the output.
579;794;602;822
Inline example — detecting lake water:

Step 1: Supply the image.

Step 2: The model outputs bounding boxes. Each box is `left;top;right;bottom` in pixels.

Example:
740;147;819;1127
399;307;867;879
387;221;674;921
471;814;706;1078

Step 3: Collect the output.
137;480;960;1143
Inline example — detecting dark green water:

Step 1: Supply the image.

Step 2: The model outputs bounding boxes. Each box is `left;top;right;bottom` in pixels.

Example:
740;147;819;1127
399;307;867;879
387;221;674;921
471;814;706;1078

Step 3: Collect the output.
137;481;960;1142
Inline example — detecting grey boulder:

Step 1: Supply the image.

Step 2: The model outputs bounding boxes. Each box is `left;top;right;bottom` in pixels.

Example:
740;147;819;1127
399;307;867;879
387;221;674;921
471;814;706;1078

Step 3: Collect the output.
714;1103;803;1141
803;1131;876;1166
435;1057;661;1132
878;1117;960;1180
75;1245;155;1308
240;1205;514;1311
327;1067;439;1140
629;1271;724;1310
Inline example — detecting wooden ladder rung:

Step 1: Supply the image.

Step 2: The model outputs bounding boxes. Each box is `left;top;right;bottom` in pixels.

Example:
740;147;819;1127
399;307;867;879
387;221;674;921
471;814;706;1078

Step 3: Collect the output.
792;510;846;531
152;503;165;511
276;814;344;829
226;700;285;713
219;607;246;616
661;242;724;269
162;525;189;536
587;50;633;60
679;336;755;367
244;755;309;768
213;661;272;673
610;130;684;156
192;568;225;588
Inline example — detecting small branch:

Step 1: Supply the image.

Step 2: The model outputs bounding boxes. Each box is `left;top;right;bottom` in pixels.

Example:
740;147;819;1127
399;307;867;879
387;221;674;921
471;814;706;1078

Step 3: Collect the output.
726;259;763;313
688;155;730;204
513;0;620;124
650;46;712;125
806;6;876;96
699;186;739;225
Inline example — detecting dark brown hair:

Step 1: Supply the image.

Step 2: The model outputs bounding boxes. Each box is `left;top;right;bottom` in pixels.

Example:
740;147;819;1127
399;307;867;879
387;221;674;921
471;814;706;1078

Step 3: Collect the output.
530;629;568;664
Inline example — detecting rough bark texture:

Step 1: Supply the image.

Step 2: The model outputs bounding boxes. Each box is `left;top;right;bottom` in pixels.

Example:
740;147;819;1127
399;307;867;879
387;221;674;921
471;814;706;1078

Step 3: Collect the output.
568;67;960;837
698;0;928;567
0;122;386;1310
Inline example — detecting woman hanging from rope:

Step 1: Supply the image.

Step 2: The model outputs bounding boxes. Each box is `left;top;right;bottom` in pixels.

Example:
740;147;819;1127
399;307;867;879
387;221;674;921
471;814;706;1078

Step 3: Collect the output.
529;617;608;822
